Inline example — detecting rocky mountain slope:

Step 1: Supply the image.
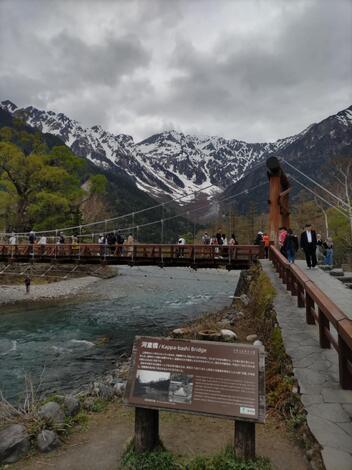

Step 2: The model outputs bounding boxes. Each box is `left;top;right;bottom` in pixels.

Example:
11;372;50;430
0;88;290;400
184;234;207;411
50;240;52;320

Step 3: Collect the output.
0;107;194;240
1;100;351;211
224;105;352;213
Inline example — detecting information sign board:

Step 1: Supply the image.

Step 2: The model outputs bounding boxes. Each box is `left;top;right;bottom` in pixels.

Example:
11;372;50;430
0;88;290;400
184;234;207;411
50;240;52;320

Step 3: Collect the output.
125;336;265;423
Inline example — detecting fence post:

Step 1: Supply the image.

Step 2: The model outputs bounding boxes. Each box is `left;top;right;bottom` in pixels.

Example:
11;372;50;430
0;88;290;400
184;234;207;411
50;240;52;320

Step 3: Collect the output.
297;284;305;308
318;308;331;349
286;269;292;292
338;333;352;390
134;407;160;453
234;420;255;460
305;293;315;324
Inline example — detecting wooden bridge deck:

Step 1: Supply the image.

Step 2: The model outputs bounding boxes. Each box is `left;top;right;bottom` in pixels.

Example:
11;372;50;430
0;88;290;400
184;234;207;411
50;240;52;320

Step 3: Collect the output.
0;244;262;270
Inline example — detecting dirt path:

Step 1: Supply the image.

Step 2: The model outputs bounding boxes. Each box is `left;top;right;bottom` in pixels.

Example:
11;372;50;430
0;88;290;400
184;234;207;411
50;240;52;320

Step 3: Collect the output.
13;402;309;470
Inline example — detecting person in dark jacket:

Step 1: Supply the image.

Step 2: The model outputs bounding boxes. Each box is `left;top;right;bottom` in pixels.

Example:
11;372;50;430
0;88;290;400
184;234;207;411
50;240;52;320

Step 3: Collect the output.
216;228;223;246
107;232;117;254
284;229;299;263
116;231;124;256
24;275;31;294
300;224;317;269
254;231;263;245
28;231;36;244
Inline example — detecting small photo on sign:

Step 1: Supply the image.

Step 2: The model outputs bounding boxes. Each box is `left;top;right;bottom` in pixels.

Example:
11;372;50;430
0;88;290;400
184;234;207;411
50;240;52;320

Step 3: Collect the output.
133;370;194;404
134;370;171;402
168;373;193;404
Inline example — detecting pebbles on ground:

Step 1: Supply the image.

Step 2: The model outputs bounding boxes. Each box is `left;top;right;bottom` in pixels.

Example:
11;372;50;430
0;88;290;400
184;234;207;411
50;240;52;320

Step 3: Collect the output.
0;276;100;306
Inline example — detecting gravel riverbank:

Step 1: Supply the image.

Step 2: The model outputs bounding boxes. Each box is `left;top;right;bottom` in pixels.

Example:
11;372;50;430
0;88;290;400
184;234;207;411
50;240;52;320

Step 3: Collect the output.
0;276;101;306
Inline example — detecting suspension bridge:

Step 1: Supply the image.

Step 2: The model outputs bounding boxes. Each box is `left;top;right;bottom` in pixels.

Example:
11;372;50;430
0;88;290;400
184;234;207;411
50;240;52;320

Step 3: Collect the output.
0;156;352;469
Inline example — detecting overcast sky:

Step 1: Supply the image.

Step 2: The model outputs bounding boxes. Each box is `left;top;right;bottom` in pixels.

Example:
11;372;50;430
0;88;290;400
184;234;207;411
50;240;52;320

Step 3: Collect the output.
0;0;351;143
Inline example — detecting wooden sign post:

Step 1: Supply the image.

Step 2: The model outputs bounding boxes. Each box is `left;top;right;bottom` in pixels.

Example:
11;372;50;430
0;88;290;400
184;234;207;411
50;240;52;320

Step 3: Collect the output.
134;407;160;452
125;337;265;460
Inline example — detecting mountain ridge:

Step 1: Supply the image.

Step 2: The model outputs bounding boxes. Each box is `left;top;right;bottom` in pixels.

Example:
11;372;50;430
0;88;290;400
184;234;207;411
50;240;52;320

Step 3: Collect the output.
1;100;351;207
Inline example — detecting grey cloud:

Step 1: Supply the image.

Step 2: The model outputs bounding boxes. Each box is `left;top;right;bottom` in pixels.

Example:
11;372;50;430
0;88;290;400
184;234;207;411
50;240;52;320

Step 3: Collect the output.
50;32;150;87
0;0;351;142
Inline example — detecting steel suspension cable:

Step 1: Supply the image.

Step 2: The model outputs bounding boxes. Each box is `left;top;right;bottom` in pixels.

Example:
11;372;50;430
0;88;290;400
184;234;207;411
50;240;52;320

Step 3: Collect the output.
281;158;349;208
288;174;349;219
0;159;266;237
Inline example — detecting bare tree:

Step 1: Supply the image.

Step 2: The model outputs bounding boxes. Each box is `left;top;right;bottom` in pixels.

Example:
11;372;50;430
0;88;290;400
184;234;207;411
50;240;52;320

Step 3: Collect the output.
331;157;352;239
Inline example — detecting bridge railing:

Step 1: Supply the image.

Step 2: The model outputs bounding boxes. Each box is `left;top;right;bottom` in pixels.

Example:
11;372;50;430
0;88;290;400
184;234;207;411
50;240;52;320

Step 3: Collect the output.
0;243;261;262
269;245;352;390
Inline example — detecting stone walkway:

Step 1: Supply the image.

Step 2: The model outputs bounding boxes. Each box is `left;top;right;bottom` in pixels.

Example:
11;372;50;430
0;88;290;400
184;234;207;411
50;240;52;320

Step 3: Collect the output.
261;260;352;470
295;260;352;319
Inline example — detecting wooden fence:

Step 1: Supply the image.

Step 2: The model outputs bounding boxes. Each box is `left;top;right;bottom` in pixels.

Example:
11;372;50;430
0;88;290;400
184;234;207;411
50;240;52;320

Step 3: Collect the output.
269;245;352;390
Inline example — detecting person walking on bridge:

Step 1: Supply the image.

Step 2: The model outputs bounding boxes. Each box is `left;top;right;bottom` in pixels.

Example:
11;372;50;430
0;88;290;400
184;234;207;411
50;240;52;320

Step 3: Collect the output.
284;229;299;264
38;235;47;255
126;233;134;257
279;227;288;257
202;232;210;245
300;224;317;269
262;233;270;259
229;234;239;246
323;237;334;266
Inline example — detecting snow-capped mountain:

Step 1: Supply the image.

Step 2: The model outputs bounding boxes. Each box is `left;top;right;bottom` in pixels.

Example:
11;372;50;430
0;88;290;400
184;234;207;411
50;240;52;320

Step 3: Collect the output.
1;100;351;205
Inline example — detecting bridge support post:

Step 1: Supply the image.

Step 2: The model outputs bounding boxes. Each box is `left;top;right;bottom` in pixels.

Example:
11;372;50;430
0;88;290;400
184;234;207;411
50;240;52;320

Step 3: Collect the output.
266;157;291;246
234;420;255;460
268;173;281;246
297;285;305;308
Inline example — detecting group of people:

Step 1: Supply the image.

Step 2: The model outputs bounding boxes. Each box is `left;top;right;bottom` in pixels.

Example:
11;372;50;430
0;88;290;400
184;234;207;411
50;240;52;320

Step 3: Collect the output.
199;230;239;246
98;232;134;256
8;231;67;247
280;225;333;269
254;225;333;269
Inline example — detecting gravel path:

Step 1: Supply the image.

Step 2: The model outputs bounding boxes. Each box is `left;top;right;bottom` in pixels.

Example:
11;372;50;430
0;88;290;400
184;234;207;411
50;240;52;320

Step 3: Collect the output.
0;276;100;306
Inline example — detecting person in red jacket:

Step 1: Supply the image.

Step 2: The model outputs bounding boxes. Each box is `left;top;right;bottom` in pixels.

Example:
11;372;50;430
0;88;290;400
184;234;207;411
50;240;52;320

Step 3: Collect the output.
279;227;288;257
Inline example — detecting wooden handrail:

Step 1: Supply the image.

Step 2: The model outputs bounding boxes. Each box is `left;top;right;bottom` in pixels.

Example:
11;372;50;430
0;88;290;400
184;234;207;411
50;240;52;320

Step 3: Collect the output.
0;243;261;267
269;245;352;390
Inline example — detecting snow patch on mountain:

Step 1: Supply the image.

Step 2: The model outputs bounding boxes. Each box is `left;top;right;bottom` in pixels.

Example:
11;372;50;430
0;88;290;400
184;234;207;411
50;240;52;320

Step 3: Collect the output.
1;100;351;204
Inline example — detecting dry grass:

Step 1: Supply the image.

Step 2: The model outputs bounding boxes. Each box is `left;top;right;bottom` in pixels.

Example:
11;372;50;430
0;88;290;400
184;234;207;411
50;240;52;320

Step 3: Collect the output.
0;375;44;436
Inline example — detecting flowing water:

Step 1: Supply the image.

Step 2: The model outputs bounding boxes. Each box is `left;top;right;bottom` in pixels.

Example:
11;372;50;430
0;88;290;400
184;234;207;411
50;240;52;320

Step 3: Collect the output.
0;266;239;401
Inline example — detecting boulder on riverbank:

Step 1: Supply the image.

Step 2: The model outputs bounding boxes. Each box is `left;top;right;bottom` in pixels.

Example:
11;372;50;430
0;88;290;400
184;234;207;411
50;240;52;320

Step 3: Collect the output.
220;329;238;342
64;396;81;417
38;402;65;426
172;327;189;337
0;424;30;463
37;429;60;453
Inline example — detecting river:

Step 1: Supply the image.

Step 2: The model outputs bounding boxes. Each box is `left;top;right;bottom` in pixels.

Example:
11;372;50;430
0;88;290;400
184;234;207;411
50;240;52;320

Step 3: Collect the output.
0;266;239;402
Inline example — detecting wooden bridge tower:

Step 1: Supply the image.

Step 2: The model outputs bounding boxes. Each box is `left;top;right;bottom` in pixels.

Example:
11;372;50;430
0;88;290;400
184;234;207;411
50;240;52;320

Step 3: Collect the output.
266;157;290;245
